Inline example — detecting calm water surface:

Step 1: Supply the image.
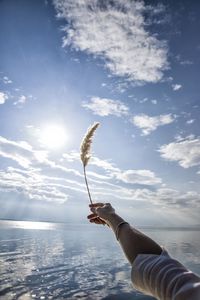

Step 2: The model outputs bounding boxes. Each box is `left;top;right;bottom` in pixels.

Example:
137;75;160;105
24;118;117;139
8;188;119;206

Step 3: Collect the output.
0;220;200;300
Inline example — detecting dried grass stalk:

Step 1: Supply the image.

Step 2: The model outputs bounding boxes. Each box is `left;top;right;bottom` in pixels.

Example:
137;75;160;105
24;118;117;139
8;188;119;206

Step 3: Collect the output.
80;122;100;204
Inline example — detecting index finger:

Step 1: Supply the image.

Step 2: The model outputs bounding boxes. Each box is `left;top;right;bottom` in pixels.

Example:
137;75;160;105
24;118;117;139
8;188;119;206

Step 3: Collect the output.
89;203;104;208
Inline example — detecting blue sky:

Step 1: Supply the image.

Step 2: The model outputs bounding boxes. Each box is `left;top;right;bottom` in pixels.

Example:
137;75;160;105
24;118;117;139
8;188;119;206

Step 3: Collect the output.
0;0;200;225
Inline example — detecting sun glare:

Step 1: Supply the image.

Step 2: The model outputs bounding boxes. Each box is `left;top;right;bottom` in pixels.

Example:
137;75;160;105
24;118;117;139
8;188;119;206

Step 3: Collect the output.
39;124;68;149
15;221;56;230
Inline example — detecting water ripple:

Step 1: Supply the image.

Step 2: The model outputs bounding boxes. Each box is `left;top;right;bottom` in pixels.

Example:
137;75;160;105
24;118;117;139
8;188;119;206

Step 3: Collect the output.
0;222;199;299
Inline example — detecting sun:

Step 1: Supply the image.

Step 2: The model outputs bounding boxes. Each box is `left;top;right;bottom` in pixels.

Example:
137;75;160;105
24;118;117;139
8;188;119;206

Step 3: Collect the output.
38;124;68;149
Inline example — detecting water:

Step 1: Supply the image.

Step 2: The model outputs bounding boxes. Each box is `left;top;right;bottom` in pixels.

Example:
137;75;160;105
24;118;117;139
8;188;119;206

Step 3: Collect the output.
0;221;200;300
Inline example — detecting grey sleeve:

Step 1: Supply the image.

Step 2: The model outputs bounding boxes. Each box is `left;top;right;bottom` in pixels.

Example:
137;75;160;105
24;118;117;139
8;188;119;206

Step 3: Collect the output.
131;250;200;300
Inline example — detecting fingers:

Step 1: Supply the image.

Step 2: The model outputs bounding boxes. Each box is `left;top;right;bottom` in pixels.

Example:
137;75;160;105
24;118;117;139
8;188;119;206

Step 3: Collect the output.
88;203;109;226
87;214;106;225
89;203;104;208
89;218;103;225
89;203;105;214
90;218;104;225
87;213;97;220
87;213;102;222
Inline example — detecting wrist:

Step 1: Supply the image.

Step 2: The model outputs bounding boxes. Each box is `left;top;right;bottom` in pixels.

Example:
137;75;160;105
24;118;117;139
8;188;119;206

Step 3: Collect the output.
105;212;117;222
106;213;125;231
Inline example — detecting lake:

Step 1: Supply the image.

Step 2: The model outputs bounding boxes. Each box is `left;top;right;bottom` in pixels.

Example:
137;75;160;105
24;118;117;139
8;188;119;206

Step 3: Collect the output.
0;220;200;300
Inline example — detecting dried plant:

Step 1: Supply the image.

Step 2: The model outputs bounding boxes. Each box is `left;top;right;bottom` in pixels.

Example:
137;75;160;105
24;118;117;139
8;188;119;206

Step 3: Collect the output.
80;122;100;204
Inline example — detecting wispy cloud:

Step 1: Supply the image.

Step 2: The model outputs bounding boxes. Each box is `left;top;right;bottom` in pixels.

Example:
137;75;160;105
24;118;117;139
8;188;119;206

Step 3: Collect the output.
82;97;129;117
0;137;84;203
0;168;69;203
90;156;119;172
0;91;8;104
186;119;195;125
116;169;162;185
0;135;48;168
0;136;81;177
53;0;168;84
159;136;200;168
131;113;175;135
0;136;199;212
172;83;182;91
151;99;157;105
135;188;200;209
180;60;193;66
3;76;12;84
94;185;200;210
64;151;162;186
175;55;193;66
14;95;27;105
0;136;34;168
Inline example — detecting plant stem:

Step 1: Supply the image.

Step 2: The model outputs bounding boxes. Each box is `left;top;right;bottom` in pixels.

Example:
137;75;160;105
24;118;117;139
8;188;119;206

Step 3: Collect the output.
83;166;93;205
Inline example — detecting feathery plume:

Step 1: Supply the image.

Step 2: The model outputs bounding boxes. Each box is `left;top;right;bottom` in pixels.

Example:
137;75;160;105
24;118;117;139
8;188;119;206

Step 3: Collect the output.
80;122;100;204
80;122;100;167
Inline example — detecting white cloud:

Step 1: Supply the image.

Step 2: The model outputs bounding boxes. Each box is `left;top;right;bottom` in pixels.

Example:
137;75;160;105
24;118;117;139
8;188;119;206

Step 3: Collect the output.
3;76;12;84
82;97;129;117
53;0;168;84
131;113;175;135
0;136;33;168
62;151;80;162
151;99;157;105
14;95;27;105
0;136;80;177
63;151;162;186
63;151;119;175
175;55;193;66
159;136;200;168
93;184;200;211
116;169;162;185
0;91;8;104
186;119;195;125
172;84;182;91
180;60;193;66
0;137;86;203
0;138;199;215
90;156;119;172
139;97;148;104
0;168;69;203
138;188;200;208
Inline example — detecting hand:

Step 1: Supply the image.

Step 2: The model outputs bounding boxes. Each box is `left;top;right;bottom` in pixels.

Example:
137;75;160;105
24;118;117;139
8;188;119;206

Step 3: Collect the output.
87;202;115;225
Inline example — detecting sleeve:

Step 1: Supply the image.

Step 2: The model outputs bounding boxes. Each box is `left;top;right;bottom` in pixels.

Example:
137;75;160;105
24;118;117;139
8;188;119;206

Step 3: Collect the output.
131;249;200;300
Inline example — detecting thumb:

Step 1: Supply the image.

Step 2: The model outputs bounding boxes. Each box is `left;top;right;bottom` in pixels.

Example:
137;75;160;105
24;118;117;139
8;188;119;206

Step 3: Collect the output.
90;207;97;214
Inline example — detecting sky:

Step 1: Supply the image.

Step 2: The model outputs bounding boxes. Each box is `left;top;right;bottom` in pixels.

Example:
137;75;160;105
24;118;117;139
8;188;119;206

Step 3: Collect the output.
0;0;200;226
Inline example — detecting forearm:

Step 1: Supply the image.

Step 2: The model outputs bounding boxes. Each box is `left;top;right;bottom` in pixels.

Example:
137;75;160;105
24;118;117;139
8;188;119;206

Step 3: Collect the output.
106;213;162;264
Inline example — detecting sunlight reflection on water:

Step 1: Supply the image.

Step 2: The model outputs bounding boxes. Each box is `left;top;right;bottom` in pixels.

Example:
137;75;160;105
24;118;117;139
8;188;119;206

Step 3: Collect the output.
0;220;58;231
0;221;199;300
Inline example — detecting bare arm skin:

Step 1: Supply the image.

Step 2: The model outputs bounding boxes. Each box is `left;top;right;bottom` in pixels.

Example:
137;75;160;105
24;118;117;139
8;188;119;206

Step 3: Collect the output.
88;203;200;299
87;203;162;264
